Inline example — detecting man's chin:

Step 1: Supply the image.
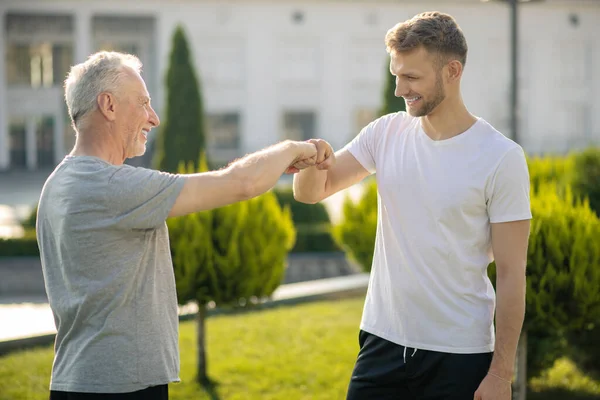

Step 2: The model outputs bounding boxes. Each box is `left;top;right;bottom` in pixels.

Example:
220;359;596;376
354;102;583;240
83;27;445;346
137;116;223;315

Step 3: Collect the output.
127;146;147;159
406;107;425;117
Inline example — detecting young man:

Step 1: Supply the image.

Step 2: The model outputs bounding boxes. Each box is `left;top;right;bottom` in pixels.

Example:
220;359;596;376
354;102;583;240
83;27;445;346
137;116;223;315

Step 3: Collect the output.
293;12;531;400
37;51;318;400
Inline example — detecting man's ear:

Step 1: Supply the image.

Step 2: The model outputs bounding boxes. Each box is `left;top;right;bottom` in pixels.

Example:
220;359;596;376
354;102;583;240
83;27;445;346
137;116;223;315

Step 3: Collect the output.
97;92;117;122
446;60;463;83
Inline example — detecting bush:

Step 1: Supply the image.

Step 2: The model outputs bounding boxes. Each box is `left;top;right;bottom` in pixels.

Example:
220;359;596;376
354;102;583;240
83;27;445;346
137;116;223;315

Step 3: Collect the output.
273;187;331;224
0;230;38;257
524;184;600;333
273;187;339;253
294;224;340;253
569;323;600;374
168;156;296;383
525;149;600;373
572;147;600;217
332;179;377;271
488;183;600;376
527;154;574;194
529;357;600;395
170;160;296;307
21;206;37;230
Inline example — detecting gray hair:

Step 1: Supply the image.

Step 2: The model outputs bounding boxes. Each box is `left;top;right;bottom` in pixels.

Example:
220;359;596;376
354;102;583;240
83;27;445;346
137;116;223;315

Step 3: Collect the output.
64;51;142;129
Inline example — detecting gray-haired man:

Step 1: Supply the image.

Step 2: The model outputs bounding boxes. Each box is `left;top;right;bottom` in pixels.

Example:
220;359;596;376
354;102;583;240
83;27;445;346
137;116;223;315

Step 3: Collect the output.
38;51;321;400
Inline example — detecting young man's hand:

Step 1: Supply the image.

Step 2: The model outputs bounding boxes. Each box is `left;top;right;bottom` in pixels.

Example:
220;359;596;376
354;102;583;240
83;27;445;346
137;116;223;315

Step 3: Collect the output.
286;139;335;174
473;373;512;400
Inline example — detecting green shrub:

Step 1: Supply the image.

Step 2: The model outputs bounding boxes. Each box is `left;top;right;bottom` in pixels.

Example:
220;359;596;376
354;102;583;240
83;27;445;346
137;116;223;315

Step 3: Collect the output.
21;206;38;230
170;160;296;307
0;230;38;257
529;357;600;395
524;183;600;333
273;187;339;253
569;323;600;374
488;182;600;376
293;224;340;253
168;155;296;383
527;154;573;194
273;187;331;224
332;179;377;271
572;147;600;217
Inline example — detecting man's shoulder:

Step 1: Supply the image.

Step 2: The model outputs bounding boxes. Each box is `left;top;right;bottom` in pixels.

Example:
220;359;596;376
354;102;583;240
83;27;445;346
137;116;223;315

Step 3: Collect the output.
475;118;524;158
360;111;416;142
39;157;126;208
370;111;413;129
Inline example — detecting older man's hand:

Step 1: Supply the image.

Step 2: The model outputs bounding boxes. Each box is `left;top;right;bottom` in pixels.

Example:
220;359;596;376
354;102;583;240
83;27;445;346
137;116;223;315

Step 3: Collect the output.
285;139;335;174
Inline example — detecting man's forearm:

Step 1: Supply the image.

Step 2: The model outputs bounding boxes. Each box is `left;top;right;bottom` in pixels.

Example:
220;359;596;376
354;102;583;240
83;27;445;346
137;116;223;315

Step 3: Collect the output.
489;271;526;379
230;140;303;198
293;167;328;204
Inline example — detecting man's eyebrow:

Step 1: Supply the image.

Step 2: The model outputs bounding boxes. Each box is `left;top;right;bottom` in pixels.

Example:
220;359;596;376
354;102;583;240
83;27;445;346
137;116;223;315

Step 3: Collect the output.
140;95;151;102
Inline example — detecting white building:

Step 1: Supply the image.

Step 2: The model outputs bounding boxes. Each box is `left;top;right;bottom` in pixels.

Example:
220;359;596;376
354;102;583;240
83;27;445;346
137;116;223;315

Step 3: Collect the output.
0;0;599;172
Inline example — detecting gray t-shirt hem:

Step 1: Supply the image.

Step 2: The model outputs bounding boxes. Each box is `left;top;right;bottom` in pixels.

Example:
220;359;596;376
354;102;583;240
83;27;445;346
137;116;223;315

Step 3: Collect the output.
50;376;181;393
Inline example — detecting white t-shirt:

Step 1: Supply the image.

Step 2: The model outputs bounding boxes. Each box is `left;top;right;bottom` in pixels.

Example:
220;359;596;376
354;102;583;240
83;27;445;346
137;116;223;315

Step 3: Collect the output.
344;112;532;354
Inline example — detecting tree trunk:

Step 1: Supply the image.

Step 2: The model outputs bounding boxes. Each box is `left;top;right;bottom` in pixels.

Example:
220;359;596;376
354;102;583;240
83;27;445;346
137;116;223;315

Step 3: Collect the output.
196;305;208;385
512;330;528;400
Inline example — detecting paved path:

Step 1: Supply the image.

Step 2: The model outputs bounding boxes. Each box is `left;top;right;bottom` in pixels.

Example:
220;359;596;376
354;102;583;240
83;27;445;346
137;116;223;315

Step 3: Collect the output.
0;274;369;343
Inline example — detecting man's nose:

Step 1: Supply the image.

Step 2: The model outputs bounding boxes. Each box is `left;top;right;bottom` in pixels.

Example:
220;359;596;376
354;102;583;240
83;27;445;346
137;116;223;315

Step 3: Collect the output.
149;106;160;127
395;78;409;98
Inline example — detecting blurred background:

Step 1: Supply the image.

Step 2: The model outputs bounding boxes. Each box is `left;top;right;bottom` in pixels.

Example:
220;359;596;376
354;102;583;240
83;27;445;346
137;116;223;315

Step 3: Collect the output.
0;0;599;213
1;1;599;400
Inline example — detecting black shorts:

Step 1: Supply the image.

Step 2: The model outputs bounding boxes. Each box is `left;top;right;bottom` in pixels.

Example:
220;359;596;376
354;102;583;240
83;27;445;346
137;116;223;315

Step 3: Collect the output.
49;384;168;400
347;330;493;400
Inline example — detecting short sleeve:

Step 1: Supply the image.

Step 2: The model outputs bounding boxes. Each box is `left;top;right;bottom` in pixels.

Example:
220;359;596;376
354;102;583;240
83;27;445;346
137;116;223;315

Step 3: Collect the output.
107;165;186;230
343;119;379;174
486;146;533;223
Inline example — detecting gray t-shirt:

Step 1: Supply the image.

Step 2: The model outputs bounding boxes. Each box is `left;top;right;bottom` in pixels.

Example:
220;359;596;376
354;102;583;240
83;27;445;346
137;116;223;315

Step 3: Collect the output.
36;155;186;393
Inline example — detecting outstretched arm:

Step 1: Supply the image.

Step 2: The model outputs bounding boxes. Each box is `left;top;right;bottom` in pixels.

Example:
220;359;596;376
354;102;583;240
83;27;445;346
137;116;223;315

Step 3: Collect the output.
169;140;317;217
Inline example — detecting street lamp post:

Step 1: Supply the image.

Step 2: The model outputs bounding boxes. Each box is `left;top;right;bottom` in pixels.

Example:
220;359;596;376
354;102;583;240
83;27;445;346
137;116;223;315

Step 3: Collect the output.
482;0;544;145
509;0;518;144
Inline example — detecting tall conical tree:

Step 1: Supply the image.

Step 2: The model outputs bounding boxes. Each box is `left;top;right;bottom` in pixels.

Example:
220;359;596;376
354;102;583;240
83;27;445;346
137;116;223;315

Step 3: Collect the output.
378;56;406;117
153;25;206;172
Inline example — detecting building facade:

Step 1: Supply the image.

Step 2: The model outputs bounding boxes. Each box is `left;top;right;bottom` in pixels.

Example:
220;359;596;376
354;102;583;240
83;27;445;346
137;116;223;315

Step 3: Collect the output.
0;0;599;171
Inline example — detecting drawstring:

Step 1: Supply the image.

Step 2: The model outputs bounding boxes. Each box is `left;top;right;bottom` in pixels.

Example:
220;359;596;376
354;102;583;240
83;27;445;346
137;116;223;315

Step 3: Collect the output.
403;347;418;363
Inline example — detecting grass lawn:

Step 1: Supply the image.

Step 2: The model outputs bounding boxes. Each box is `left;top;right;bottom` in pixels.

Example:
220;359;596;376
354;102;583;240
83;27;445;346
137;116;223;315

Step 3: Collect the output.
1;296;599;400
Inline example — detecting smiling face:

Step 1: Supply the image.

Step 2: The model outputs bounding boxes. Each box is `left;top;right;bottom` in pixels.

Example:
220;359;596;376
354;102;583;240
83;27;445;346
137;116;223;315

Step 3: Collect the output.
116;68;160;158
390;47;447;118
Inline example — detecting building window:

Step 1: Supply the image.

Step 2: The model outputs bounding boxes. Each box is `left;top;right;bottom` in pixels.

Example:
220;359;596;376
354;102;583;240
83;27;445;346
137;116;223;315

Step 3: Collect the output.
6;43;73;87
282;111;317;141
92;16;156;97
6;13;73;36
206;113;240;150
95;41;140;57
36;116;55;168
9;118;27;169
5;13;74;88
